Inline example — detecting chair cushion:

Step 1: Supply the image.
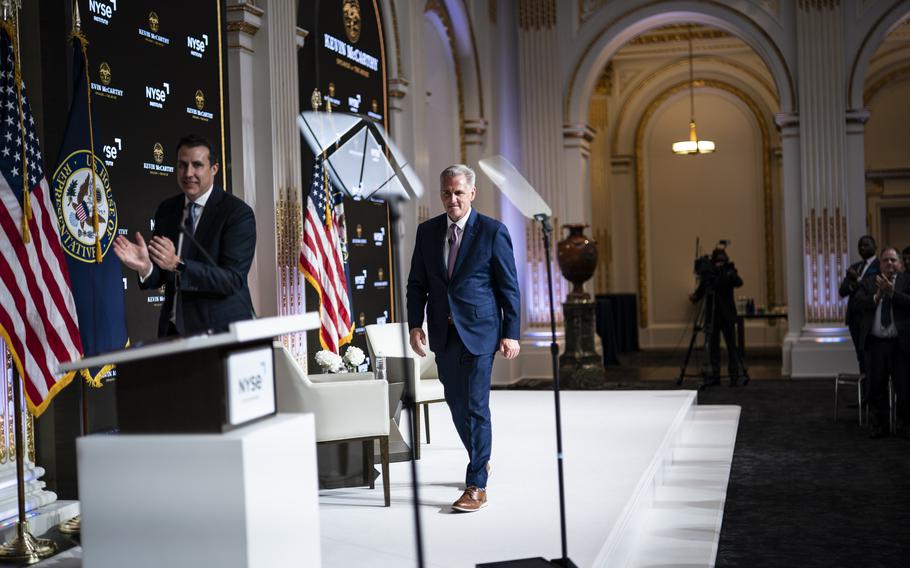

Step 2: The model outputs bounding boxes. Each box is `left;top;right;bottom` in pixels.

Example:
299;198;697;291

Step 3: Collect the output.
416;378;445;403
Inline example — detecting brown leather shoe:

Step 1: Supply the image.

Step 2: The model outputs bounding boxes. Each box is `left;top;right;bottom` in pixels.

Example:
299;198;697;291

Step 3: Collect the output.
452;486;487;512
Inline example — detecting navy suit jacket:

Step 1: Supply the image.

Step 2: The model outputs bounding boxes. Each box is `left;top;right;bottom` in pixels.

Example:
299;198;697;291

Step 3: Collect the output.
854;271;910;355
407;209;521;356
839;258;880;326
139;187;256;337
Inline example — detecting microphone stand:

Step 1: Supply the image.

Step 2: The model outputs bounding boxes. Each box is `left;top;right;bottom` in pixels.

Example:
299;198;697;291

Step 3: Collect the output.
537;213;577;568
480;213;576;568
386;199;426;568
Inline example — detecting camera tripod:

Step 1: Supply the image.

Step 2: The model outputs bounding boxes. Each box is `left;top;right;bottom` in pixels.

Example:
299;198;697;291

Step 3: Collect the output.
676;289;750;389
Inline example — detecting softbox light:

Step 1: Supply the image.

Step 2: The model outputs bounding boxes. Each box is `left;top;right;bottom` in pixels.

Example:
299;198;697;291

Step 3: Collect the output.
298;111;423;202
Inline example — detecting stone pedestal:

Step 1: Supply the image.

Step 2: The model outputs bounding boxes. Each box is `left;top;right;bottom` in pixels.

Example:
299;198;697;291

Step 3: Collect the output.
559;299;604;388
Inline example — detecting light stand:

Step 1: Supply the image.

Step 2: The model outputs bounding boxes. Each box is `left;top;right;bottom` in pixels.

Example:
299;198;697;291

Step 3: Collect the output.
479;213;577;568
537;213;577;568
387;199;426;568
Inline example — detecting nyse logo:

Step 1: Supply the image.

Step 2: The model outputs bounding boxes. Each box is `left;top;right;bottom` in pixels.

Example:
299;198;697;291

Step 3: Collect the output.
238;373;263;394
88;0;116;25
376;310;389;325
102;138;122;167
187;34;209;58
373;226;385;246
145;83;170;108
348;93;361;113
354;269;367;290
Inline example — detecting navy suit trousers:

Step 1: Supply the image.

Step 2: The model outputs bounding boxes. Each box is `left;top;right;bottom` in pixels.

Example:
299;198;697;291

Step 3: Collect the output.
436;325;494;489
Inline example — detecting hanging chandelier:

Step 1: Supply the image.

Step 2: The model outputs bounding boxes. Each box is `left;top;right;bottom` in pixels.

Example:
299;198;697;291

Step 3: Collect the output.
672;25;715;155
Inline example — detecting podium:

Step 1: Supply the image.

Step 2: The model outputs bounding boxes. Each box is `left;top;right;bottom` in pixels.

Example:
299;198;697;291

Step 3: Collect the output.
60;314;322;568
65;314;319;433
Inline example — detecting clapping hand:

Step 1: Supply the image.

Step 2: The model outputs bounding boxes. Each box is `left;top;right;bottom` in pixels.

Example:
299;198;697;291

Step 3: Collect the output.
112;232;152;275
875;274;895;298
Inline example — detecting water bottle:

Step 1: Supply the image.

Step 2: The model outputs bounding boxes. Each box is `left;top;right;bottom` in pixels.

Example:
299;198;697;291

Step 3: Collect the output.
374;355;386;382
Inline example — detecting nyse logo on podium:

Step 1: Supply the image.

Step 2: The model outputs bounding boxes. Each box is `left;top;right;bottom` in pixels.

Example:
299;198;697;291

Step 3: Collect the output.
238;369;264;394
227;348;276;426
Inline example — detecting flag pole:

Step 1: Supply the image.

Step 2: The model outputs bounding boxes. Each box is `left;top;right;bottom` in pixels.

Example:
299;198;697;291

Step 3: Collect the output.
0;367;57;562
57;0;86;536
0;2;58;560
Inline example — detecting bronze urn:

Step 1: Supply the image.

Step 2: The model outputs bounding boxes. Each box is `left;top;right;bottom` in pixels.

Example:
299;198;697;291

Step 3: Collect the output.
557;224;597;301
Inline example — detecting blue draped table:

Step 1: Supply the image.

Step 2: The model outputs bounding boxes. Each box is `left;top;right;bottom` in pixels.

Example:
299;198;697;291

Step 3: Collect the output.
594;293;639;366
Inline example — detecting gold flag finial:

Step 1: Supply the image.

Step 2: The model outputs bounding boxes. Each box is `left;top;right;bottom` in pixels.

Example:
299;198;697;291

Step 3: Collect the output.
0;0;20;23
73;0;82;33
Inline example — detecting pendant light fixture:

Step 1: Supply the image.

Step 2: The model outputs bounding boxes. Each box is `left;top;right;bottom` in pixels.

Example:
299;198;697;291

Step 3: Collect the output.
672;24;715;155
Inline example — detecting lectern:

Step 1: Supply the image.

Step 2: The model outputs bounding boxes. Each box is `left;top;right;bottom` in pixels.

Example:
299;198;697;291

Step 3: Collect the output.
60;314;322;568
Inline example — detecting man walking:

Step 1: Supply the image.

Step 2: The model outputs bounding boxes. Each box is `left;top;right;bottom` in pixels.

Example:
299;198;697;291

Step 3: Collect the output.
407;164;521;512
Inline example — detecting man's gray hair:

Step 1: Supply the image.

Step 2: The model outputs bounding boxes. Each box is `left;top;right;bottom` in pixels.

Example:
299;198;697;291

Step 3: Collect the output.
440;164;476;188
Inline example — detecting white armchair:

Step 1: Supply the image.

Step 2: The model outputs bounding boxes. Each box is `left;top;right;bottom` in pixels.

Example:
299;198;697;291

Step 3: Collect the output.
364;323;446;460
272;343;391;506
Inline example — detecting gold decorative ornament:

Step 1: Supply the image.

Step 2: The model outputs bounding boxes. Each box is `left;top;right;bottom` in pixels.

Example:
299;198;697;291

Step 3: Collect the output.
671;25;715;155
152;143;164;165
148;11;160;33
195;89;205;110
99;62;111;86
342;0;362;43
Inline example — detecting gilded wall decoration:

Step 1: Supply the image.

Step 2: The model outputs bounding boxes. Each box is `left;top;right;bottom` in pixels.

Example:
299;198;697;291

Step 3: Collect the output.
803;208;848;322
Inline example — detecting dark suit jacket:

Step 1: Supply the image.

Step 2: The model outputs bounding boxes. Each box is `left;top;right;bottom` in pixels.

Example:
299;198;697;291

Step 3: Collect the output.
853;271;910;355
406;209;521;356
691;263;743;325
838;258;880;326
139;188;256;336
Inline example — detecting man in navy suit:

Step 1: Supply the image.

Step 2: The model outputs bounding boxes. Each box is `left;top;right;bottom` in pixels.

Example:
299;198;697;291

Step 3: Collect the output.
113;134;256;337
407;164;521;512
839;235;879;373
854;247;910;438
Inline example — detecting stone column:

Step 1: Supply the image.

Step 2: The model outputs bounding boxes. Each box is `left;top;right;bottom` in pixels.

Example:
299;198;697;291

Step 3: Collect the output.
516;0;568;331
775;112;805;376
787;0;856;377
845;109;870;250
225;1;268;312
230;0;307;359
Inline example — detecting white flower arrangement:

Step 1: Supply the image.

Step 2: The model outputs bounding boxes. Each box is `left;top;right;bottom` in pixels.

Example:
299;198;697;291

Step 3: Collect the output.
315;346;366;373
314;350;343;373
343;346;365;369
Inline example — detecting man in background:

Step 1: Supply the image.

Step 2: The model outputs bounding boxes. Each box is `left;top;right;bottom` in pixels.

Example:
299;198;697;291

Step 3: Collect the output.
113;134;256;336
407;164;521;512
854;247;910;439
839;235;879;373
689;247;743;387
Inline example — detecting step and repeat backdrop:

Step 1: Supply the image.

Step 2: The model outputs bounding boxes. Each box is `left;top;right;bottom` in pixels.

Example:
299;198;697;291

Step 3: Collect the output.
298;0;396;371
77;0;229;344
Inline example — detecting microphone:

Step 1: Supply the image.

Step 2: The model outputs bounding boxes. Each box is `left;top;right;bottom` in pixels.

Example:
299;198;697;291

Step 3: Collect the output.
179;224;257;321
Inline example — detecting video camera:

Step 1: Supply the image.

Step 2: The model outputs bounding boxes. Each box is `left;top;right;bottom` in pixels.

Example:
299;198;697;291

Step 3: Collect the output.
693;238;732;280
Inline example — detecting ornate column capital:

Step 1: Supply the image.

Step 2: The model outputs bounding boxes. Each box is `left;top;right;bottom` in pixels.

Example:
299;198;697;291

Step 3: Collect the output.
846;108;870;134
774;112;800;137
226;1;264;53
464;117;487;147
563;123;596;156
610;154;633;174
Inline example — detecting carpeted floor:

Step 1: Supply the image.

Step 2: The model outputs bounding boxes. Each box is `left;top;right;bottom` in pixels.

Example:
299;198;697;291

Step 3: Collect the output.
497;350;910;568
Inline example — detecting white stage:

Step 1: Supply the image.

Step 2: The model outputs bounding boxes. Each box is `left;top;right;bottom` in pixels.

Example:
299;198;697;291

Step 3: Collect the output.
320;390;740;568
34;390;739;567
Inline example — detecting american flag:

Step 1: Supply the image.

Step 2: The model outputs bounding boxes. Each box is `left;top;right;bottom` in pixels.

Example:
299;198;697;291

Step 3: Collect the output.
300;156;353;353
0;27;83;415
